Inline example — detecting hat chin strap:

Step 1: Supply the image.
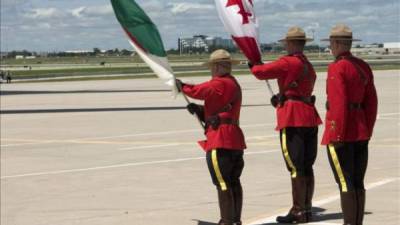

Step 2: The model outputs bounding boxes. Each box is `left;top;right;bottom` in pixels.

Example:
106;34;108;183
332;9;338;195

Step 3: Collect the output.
212;63;232;76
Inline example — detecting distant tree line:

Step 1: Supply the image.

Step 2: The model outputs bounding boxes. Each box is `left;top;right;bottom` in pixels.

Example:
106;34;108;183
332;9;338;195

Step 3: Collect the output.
167;43;325;55
5;50;36;58
2;48;135;59
2;44;327;59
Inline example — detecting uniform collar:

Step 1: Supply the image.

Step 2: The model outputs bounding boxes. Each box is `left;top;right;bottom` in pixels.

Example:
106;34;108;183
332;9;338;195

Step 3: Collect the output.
335;51;352;60
288;52;304;57
213;73;231;78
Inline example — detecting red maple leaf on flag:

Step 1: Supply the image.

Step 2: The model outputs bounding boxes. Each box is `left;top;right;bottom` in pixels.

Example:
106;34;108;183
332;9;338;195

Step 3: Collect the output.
226;0;253;24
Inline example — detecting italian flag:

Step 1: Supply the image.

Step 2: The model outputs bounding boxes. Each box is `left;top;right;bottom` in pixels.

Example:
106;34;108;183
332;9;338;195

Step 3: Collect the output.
215;0;262;63
111;0;177;94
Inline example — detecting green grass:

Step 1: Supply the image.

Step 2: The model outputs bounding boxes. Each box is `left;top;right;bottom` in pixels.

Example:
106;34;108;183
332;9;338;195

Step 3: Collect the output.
1;56;141;65
10;62;399;79
3;53;398;65
3;53;398;82
13;64;399;84
0;53;327;65
11;67;153;78
369;64;400;71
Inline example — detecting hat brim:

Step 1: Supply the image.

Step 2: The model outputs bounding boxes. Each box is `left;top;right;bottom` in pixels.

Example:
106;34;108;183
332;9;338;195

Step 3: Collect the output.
278;37;314;42
202;59;241;67
321;37;362;42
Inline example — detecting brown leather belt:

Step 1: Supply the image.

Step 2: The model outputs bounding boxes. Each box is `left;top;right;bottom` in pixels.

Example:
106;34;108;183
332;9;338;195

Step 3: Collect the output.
205;117;239;130
219;118;239;125
286;95;316;105
326;102;363;110
349;103;363;110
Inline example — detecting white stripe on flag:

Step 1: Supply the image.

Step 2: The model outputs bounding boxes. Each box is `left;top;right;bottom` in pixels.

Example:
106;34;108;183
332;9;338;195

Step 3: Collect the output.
128;40;178;96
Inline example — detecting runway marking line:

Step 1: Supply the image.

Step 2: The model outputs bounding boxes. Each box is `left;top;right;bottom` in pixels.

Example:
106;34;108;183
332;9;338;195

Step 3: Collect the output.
1;137;279;152
378;112;400;117
76;123;275;141
1;138;278;148
2;111;399;147
119;143;183;151
2;110;398;147
245;178;399;225
0;150;280;179
0;123;275;147
1;140;57;147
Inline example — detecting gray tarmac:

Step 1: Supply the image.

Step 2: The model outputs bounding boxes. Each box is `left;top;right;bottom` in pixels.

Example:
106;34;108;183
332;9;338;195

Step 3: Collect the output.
1;70;399;225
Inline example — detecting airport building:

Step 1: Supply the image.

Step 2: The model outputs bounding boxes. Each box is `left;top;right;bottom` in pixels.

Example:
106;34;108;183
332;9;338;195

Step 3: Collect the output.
178;35;235;54
351;42;400;55
384;42;400;54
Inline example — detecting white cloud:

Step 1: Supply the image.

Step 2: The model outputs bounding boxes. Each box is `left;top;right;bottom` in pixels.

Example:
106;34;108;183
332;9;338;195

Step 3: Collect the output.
24;8;62;19
169;3;214;14
304;22;320;32
70;5;113;18
347;15;380;24
1;0;398;51
19;22;52;31
71;7;86;18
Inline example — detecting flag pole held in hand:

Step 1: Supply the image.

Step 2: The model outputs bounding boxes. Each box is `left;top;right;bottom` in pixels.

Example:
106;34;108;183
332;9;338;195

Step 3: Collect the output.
111;0;205;130
176;79;206;131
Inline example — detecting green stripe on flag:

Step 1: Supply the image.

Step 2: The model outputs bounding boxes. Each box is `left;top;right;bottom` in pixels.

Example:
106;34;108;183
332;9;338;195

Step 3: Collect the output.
111;0;167;57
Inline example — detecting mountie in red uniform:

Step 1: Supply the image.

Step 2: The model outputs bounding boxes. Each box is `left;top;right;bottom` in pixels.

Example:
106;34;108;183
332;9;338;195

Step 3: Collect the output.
322;51;378;145
249;26;321;223
251;52;322;223
181;74;247;152
251;53;322;130
181;72;246;225
322;51;378;225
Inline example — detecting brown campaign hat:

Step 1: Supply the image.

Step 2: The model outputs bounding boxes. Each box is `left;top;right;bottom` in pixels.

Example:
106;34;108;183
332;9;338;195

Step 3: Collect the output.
203;49;240;67
321;24;361;41
278;26;313;42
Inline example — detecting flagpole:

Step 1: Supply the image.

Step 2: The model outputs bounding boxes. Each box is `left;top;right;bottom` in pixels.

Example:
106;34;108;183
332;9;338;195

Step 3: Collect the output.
265;80;274;96
176;81;206;131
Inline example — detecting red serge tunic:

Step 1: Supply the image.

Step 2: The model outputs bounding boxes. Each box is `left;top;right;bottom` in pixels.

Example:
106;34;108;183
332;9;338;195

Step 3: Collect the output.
321;52;378;145
182;74;247;152
251;53;322;130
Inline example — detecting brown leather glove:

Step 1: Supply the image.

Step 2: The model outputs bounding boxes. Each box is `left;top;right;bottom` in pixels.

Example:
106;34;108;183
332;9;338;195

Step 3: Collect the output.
175;79;184;92
247;61;264;69
186;103;205;122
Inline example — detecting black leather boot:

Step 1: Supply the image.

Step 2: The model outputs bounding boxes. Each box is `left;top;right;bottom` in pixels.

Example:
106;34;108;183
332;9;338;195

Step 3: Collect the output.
232;184;243;225
217;188;235;225
356;189;365;225
305;175;315;222
276;177;308;223
341;191;357;225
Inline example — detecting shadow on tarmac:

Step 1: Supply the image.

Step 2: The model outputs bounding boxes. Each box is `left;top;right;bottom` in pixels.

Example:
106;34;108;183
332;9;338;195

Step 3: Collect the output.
309;207;343;222
251;207;372;225
1;104;269;114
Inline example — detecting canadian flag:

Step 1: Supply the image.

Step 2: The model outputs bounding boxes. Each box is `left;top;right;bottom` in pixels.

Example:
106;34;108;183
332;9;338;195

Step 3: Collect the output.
215;0;261;63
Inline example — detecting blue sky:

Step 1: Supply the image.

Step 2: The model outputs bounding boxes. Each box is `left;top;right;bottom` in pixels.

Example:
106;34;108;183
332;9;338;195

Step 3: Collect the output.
1;0;399;51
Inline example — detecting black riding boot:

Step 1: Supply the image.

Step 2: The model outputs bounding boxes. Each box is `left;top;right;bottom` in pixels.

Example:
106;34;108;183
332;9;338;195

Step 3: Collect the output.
217;188;235;225
341;191;357;225
305;175;315;222
276;176;308;223
356;189;366;225
232;184;243;225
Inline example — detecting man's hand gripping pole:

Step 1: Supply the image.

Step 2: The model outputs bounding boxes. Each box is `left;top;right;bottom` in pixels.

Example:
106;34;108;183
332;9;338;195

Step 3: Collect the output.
175;79;206;131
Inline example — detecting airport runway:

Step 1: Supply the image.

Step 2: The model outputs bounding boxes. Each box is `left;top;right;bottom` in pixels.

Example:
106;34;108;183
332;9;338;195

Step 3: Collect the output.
1;70;399;225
